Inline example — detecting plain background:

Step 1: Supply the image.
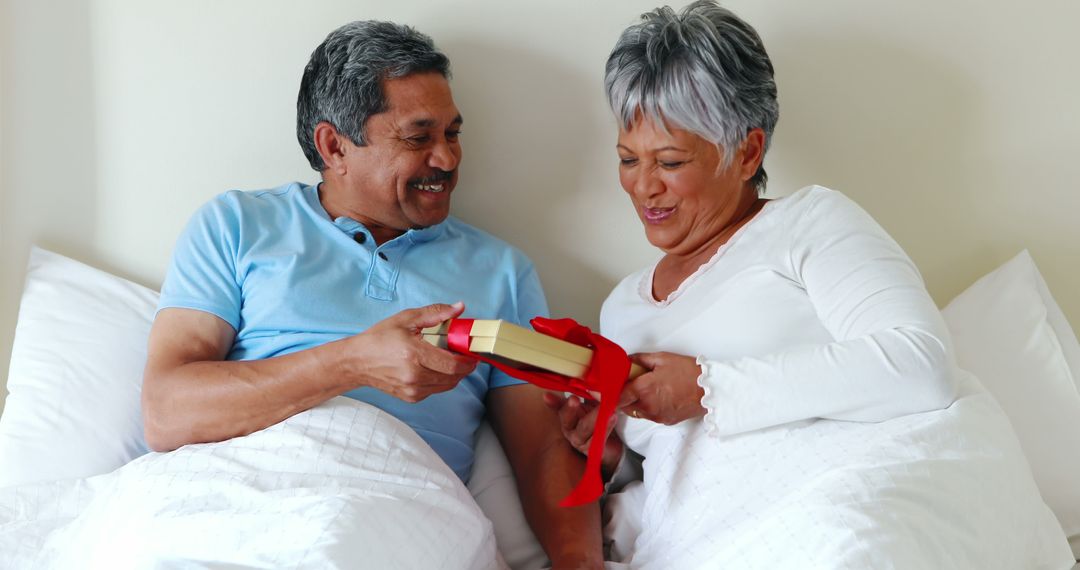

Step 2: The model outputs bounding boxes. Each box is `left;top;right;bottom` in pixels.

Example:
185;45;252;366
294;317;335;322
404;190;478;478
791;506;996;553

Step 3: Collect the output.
2;0;1078;412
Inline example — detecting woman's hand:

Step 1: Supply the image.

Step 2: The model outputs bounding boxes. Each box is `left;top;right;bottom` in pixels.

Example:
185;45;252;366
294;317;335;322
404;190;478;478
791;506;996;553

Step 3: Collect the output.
619;352;706;425
542;392;625;479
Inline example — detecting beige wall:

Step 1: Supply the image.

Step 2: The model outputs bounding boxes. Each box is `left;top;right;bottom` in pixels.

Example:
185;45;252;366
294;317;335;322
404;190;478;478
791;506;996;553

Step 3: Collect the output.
2;0;1079;409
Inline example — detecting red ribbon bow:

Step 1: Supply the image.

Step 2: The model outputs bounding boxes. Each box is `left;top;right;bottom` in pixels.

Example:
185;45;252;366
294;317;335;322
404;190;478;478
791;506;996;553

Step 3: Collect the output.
447;317;630;507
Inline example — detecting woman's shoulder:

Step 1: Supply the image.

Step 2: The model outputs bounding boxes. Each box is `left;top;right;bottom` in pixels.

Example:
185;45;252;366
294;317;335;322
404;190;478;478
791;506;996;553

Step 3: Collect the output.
773;184;853;211
768;185;877;227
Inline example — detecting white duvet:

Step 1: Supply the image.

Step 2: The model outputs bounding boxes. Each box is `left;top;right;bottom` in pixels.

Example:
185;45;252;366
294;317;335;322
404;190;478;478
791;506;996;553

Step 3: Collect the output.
605;373;1075;569
2;377;1074;570
0;397;504;570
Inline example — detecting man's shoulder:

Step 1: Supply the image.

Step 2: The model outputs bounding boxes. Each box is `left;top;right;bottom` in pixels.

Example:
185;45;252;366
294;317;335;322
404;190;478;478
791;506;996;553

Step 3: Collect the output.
189;182;310;227
204;181;308;212
441;217;534;266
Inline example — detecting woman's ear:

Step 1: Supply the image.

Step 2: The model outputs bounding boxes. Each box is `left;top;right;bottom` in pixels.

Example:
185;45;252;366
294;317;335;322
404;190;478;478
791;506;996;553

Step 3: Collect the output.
739;128;766;182
313;121;348;176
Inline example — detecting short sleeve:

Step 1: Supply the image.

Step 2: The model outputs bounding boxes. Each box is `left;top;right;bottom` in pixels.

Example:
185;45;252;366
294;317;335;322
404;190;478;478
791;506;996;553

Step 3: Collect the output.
157;195;243;331
488;261;550;389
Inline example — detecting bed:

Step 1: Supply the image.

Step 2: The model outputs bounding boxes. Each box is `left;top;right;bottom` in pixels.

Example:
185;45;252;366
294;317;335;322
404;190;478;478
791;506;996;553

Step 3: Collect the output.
0;247;1078;568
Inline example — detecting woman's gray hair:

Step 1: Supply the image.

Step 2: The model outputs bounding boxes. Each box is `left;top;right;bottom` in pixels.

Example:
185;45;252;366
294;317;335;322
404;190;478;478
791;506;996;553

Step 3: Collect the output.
296;21;451;171
605;1;778;192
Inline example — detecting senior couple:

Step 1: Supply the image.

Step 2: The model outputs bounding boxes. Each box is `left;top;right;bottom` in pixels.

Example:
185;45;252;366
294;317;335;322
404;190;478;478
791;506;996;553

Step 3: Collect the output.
142;2;957;568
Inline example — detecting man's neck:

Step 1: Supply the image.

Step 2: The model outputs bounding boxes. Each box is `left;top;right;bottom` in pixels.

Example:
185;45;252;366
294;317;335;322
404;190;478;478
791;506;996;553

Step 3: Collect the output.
317;179;406;245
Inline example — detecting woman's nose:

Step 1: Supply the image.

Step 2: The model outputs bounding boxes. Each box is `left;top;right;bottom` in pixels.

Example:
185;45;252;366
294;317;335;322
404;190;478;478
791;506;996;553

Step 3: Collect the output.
631;171;663;199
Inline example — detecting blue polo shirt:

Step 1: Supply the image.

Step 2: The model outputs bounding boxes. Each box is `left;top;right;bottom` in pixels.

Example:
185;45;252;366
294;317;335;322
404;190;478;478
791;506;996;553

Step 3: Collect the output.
158;181;548;481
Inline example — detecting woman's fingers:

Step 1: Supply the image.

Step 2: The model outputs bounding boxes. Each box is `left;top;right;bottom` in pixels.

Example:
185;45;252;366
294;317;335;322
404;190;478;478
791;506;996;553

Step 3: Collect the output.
542;391;566;410
558;397;599;452
630;351;663;369
545;391;616;454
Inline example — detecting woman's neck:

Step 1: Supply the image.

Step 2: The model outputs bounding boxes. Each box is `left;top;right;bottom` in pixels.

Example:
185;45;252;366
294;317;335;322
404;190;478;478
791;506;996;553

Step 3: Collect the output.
653;193;769;302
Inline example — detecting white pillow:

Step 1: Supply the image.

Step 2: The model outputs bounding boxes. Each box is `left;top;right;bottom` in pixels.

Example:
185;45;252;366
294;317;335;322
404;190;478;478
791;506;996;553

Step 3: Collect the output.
0;247;156;487
468;421;548;570
0;247;547;568
942;250;1080;559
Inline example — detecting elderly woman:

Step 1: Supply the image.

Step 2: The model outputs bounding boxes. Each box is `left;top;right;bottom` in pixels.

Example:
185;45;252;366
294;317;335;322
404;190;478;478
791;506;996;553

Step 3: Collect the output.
544;1;1002;567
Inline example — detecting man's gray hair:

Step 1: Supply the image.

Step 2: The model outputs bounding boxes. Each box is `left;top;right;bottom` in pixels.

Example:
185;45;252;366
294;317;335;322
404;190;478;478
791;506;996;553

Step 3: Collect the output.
297;21;451;171
605;1;778;192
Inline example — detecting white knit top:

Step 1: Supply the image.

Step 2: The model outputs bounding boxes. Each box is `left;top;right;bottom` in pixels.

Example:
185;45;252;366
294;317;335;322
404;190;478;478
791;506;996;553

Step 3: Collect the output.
601;185;957;459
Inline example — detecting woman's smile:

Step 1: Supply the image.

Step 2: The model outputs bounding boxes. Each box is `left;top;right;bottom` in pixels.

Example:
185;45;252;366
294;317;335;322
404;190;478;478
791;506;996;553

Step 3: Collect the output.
643;206;676;223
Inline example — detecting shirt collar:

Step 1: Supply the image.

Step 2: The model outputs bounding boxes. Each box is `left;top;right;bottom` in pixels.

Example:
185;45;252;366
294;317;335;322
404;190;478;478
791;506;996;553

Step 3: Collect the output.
302;182;448;245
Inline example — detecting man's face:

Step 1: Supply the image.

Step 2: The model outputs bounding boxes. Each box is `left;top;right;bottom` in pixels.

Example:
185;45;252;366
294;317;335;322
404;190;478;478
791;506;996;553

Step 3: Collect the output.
339;72;462;232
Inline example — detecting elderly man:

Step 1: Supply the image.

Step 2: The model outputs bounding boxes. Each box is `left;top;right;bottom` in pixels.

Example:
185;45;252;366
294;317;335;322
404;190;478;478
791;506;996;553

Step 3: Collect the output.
141;20;602;569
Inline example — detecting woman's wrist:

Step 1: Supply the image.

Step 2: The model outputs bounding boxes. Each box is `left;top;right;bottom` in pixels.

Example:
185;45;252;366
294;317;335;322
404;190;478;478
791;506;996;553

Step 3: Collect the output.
600;434;625;482
548;548;604;570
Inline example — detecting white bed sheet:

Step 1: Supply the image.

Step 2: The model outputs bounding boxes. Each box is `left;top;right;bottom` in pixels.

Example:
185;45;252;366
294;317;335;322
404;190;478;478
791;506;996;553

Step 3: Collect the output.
1;377;1072;569
603;372;1075;569
0;396;505;569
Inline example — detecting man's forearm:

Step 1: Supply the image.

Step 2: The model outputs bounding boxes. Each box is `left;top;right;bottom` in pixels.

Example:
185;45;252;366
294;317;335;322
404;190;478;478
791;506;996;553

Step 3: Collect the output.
142;303;473;452
142;338;353;451
516;438;604;566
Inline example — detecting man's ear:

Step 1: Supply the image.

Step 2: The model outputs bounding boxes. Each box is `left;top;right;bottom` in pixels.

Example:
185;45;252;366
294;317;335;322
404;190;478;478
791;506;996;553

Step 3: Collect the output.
739;128;766;182
313;121;348;175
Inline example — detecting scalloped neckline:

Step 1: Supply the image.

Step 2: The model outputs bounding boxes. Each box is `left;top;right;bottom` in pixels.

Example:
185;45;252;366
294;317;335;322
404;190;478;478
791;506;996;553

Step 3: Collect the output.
639;199;778;307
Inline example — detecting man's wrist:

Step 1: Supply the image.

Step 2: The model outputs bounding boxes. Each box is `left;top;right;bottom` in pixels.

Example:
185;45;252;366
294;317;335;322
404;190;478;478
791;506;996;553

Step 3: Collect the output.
322;334;366;391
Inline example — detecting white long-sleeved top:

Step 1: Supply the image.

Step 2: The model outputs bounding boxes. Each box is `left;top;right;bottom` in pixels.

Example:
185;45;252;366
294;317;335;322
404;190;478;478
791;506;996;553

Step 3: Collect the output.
601;185;957;453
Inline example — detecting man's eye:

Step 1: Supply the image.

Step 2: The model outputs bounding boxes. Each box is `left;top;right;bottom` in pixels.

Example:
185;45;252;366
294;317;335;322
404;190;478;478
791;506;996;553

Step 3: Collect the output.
445;130;462;141
406;136;430;145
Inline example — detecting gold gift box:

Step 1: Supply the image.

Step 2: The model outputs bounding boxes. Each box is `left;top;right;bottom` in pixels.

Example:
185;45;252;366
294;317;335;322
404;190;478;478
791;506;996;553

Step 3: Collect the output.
421;319;644;383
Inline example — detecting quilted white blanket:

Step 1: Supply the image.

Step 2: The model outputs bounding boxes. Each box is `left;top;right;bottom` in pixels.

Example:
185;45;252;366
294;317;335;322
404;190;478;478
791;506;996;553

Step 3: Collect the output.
604;373;1075;569
1;377;1074;569
0;397;504;569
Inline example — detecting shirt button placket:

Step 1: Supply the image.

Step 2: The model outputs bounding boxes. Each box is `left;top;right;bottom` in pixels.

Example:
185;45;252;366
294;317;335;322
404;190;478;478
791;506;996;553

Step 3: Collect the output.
366;247;396;301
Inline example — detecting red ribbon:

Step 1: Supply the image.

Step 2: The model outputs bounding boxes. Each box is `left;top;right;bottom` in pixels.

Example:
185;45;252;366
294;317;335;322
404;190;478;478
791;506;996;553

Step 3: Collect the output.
447;317;630;507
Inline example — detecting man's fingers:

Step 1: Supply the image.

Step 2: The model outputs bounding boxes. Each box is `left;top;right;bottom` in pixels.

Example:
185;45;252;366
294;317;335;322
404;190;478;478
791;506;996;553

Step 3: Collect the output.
402;302;466;330
415;339;477;376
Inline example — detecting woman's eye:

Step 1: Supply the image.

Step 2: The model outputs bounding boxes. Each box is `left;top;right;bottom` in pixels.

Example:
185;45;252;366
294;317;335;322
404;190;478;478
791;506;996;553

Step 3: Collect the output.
619;157;638;166
659;161;684;170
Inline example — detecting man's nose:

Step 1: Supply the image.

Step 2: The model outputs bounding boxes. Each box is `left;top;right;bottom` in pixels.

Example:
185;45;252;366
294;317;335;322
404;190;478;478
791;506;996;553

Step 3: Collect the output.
429;139;459;172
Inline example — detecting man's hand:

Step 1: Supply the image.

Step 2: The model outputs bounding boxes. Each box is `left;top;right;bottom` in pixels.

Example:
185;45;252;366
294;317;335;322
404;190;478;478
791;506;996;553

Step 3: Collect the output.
542;392;624;479
618;351;706;425
345;302;478;402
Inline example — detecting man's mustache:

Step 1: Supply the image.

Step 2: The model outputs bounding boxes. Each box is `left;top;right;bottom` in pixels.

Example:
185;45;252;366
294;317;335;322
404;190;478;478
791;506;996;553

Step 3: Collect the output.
408;171;454;186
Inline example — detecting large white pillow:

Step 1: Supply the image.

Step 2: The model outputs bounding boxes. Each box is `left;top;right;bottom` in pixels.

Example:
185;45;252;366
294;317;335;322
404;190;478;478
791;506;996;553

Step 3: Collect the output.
0;247;155;487
942;250;1080;559
468;421;548;570
0;247;547;568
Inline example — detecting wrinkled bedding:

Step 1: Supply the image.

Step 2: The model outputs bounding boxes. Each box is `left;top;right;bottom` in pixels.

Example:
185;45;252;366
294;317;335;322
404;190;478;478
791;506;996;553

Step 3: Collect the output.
604;374;1075;569
0;397;504;569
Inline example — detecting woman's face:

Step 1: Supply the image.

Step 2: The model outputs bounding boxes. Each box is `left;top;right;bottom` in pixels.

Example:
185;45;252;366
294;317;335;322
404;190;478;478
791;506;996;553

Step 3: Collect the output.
616;118;759;256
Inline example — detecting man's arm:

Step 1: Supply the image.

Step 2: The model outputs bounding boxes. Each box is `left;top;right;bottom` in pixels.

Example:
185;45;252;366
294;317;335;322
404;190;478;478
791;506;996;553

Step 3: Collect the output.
486;384;604;569
142;303;476;452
